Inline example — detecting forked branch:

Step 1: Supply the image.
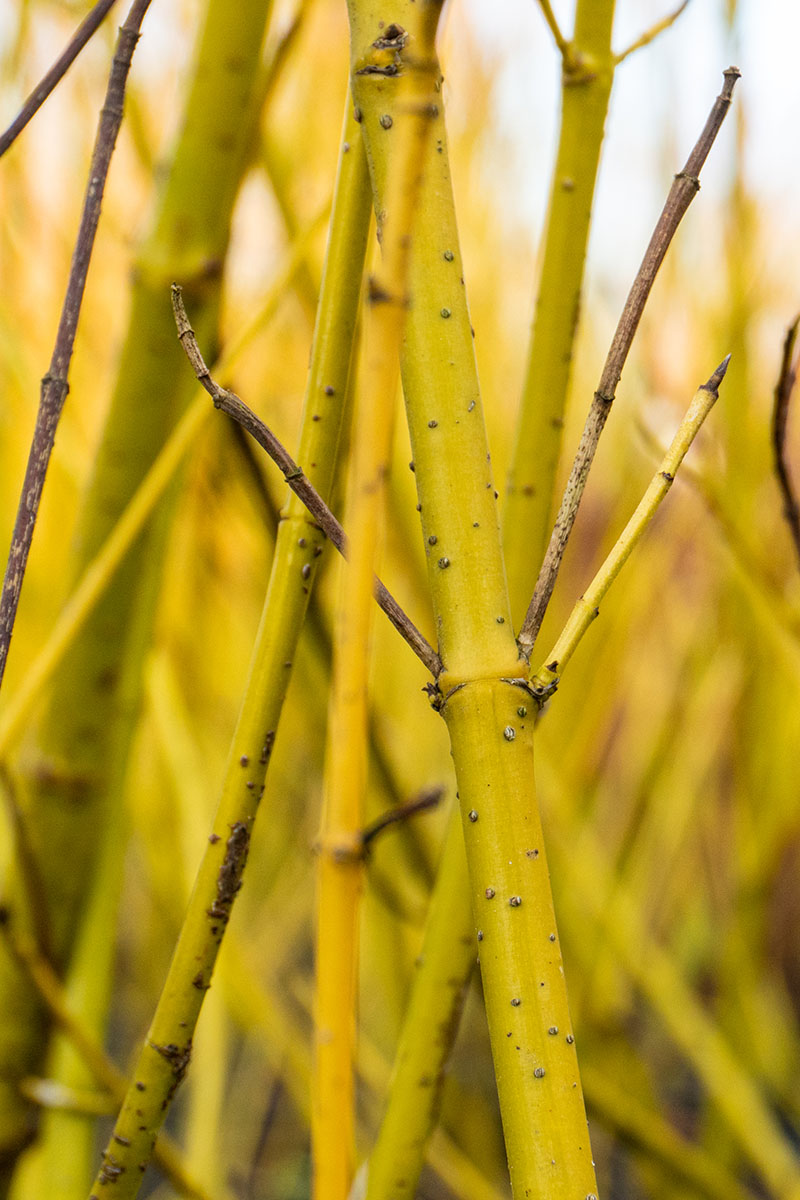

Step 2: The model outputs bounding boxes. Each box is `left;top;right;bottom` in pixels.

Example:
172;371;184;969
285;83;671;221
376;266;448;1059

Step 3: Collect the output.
531;354;730;697
171;286;442;678
518;65;740;657
0;910;222;1200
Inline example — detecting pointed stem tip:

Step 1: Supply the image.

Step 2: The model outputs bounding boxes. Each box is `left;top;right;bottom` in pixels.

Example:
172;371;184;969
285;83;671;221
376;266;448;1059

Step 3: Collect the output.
703;352;732;393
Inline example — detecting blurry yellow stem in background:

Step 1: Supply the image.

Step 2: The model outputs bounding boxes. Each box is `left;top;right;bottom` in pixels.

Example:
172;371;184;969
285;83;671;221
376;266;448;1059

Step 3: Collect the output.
312;10;444;1197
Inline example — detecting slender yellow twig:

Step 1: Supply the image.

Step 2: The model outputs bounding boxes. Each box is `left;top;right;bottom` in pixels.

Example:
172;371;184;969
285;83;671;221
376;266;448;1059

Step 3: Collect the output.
0;205;328;762
772;315;800;569
503;0;616;625
531;354;729;697
364;808;473;1200
87;103;373;1200
614;0;691;65
172;288;441;677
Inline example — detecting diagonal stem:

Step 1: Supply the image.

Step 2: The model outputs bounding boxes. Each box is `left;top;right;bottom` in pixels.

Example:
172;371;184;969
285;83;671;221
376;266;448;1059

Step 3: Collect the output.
0;912;224;1200
172;286;442;678
772;315;800;570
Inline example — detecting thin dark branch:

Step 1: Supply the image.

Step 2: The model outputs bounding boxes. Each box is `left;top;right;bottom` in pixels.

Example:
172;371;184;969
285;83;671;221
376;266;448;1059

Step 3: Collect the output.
0;0;153;693
171;286;443;679
518;66;740;657
360;786;444;852
0;0;120;159
772;315;800;571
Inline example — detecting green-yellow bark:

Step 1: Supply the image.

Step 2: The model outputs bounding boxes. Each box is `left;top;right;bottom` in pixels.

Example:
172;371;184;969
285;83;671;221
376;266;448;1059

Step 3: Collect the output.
86;102;373;1199
503;2;616;627
0;0;274;1179
348;4;598;1195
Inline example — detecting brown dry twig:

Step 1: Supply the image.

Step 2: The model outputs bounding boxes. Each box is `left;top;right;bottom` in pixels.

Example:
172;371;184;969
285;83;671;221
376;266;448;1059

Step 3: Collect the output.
0;0;153;692
518;65;740;657
171;285;443;679
0;0;120;159
772;316;800;570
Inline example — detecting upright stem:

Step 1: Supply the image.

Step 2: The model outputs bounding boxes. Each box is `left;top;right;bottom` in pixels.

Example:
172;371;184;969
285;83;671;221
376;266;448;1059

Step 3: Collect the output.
0;0;151;691
503;2;616;626
0;0;274;1178
349;4;598;1195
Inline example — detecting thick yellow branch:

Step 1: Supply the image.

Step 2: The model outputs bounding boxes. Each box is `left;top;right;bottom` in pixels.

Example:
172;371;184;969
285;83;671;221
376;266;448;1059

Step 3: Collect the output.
349;3;598;1195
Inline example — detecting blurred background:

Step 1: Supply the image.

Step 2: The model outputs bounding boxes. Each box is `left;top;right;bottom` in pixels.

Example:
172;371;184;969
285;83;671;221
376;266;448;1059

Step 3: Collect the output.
1;1;799;1197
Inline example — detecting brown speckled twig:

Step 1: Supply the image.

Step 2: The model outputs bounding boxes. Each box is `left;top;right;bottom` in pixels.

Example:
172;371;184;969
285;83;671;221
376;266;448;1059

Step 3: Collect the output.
0;0;120;159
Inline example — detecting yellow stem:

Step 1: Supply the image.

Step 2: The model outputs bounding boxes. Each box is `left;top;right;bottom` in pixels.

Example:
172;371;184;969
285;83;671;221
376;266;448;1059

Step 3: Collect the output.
313;16;443;1197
